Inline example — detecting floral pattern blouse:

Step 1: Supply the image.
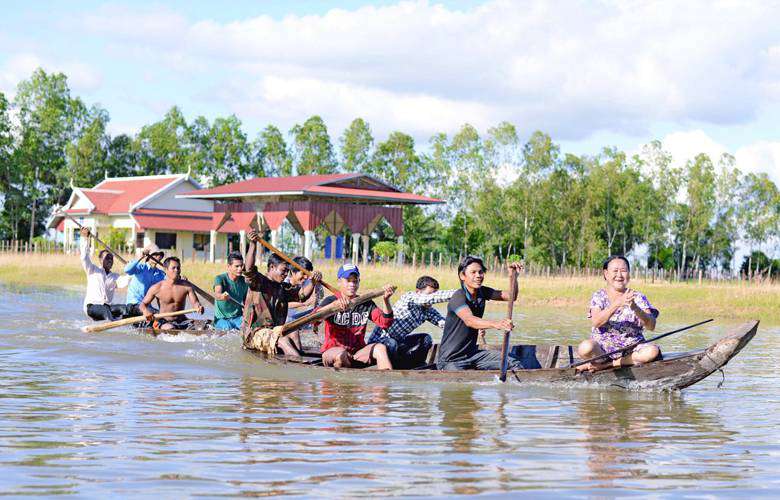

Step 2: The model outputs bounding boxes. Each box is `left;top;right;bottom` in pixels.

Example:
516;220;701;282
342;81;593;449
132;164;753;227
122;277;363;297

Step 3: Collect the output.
588;288;659;356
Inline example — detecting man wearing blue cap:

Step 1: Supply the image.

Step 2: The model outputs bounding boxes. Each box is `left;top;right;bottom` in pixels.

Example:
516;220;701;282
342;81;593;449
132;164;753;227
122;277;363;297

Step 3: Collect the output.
318;263;395;369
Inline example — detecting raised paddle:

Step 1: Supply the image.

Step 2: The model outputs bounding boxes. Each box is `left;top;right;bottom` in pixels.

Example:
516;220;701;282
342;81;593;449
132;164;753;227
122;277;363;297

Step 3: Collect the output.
247;230;339;295
568;318;715;369
244;287;396;355
58;211;128;264
82;308;199;333
499;266;519;382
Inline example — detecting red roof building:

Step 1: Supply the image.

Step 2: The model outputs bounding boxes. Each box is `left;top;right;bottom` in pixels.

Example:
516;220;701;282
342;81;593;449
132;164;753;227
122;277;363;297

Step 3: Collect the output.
179;173;443;264
48;173;236;261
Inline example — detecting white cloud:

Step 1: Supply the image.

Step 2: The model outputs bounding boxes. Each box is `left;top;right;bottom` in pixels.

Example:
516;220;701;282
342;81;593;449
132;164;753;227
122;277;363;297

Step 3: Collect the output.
74;0;780;141
0;53;102;98
658;130;780;185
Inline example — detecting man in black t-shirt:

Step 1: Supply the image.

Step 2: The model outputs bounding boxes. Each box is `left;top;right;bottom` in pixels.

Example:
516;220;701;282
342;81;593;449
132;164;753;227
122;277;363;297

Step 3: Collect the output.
437;256;524;371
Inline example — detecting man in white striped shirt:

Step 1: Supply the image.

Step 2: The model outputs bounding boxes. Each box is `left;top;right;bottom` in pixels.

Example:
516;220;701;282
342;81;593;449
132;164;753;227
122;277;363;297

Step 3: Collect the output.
368;275;456;368
79;227;128;321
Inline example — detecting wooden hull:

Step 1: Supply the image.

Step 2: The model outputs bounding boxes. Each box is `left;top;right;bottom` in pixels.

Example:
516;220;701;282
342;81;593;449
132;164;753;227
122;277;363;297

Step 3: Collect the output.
252;321;759;391
134;327;228;337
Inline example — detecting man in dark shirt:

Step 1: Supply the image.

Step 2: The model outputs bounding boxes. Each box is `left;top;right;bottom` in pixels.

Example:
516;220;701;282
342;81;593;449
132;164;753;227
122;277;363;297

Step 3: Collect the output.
437;256;524;371
243;230;321;356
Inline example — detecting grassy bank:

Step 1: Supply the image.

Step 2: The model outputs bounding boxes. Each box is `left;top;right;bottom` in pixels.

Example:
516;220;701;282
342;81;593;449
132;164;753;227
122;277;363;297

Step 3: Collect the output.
1;253;778;324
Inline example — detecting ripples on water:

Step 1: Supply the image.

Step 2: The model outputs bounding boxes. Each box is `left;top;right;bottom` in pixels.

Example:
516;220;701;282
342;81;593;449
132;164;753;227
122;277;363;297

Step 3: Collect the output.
0;287;778;497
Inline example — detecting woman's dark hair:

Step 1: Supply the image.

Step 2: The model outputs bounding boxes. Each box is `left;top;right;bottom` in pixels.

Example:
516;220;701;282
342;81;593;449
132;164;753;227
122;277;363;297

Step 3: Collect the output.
457;256;486;277
602;255;630;271
227;252;244;265
292;256;313;272
416;275;440;290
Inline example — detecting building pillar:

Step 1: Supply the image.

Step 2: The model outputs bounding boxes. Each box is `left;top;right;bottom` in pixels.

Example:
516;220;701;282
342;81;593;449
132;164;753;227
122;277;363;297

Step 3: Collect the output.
361;234;369;266
209;229;217;263
351;233;360;264
239;230;246;256
396;235;404;266
304;230;315;260
270;228;280;248
329;234;336;260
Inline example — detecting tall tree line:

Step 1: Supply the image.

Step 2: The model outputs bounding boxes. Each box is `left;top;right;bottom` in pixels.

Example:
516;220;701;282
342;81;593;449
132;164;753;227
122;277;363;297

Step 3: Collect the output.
1;68;778;277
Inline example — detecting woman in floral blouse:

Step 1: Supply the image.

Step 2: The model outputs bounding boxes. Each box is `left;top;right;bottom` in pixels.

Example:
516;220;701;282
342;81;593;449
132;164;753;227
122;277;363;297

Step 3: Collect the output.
577;255;660;372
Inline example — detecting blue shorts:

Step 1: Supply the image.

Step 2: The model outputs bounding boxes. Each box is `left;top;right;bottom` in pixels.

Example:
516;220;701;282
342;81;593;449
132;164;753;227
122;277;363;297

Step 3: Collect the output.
214;316;243;331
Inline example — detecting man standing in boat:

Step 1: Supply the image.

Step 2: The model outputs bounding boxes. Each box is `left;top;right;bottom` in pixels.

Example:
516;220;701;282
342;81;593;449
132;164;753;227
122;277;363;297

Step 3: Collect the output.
367;275;455;368
241;230;322;357
139;257;205;330
437;256;524;371
213;251;248;330
79;227;130;321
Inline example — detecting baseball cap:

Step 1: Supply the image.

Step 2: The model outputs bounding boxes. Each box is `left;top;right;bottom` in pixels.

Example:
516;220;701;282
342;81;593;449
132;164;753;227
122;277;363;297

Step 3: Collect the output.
337;263;360;279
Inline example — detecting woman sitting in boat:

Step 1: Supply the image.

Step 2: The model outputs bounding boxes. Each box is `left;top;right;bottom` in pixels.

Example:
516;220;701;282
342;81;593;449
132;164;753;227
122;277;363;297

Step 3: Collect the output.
577;255;660;372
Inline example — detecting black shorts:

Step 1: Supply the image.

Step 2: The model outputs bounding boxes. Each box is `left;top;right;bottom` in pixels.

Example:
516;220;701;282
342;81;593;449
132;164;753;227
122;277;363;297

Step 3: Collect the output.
86;303;133;321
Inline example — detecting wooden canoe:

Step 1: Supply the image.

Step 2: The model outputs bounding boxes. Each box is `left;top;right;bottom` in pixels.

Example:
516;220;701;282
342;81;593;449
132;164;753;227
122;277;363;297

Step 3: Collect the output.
251;320;758;391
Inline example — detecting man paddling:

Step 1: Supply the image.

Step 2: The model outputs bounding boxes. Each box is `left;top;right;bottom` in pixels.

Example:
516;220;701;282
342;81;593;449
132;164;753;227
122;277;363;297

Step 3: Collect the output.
79;227;129;321
437;256;524;371
139;257;205;330
367;275;455;368
124;243;166;317
213;251;248;330
241;230;322;357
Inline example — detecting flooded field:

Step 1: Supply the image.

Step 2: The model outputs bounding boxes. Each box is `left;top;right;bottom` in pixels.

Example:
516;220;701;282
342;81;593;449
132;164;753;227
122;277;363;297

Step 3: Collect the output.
0;287;778;497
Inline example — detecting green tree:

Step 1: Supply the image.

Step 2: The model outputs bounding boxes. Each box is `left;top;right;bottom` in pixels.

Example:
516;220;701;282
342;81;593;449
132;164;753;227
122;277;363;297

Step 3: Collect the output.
339;118;373;173
13;68;86;242
371;131;423;190
208;115;250;185
135;106;189;175
289;116;336;174
65;106;110;189
252;125;291;177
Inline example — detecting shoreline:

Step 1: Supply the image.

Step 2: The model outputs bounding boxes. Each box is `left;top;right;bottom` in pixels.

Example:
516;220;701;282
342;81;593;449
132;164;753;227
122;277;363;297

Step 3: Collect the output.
1;253;777;325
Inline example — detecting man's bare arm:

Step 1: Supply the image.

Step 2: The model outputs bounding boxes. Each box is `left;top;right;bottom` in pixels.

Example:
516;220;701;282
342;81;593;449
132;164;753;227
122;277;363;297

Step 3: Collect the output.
140;283;161;321
188;285;205;315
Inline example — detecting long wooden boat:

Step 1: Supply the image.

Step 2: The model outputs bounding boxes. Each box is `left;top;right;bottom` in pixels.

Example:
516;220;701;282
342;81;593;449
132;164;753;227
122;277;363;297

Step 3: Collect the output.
252;320;758;391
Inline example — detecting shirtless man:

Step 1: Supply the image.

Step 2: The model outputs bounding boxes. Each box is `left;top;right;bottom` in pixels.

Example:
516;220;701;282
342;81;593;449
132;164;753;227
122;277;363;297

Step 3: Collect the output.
139;257;205;330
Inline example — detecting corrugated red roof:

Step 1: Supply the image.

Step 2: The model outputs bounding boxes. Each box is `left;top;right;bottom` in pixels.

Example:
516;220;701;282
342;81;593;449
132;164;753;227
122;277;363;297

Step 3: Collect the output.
132;209;257;233
133;209;214;232
180;173;358;197
178;173;442;204
306;185;440;203
90;177;179;213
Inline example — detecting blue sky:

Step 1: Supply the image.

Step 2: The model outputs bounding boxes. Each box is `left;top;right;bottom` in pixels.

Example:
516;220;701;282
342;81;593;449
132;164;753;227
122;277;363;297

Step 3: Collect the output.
2;0;780;182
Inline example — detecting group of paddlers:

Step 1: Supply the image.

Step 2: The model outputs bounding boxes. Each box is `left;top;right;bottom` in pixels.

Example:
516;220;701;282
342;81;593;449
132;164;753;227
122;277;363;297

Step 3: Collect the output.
79;225;661;372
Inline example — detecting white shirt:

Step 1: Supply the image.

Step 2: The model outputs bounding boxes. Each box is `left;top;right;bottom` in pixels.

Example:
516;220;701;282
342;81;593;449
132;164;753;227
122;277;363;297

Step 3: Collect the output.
80;238;120;314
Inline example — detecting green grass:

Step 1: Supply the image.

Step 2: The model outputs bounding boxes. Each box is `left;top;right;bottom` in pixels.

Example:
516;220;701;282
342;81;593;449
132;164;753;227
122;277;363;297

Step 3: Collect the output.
1;252;778;324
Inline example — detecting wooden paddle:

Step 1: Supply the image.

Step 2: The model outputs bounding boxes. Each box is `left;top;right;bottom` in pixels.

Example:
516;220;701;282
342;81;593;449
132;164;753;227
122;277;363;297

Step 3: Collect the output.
499;266;518;382
245;287;395;354
247;229;339;294
58;211;128;264
82;308;199;333
568;318;714;369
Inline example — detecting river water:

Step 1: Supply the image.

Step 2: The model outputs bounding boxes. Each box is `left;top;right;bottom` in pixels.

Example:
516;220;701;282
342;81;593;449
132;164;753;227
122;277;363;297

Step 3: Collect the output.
0;286;778;498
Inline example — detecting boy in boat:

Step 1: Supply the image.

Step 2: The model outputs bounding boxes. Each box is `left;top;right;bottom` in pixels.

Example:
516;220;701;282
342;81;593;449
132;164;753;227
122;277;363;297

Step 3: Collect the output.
79;227;130;321
241;230;322;357
437;256;524;371
139;257;205;330
123;243;166;317
576;255;660;372
213;251;248;330
286;255;325;341
367;275;455;368
318;264;395;370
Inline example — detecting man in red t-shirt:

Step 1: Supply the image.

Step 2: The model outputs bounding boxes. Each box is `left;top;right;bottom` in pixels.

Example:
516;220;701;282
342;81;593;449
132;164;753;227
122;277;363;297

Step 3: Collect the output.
320;264;395;369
